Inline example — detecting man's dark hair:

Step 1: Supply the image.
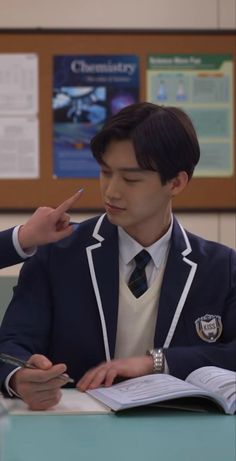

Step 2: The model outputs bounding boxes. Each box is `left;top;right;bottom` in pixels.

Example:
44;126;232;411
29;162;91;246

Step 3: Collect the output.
90;102;200;184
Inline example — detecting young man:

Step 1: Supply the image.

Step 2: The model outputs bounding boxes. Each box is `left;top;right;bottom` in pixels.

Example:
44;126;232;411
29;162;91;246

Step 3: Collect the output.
0;189;83;269
0;103;235;410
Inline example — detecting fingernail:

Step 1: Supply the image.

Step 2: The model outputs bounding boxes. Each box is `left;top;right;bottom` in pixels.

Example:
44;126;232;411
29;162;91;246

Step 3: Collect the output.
77;188;84;194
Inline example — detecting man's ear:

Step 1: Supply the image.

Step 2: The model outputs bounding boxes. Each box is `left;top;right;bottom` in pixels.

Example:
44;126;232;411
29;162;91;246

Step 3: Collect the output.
169;171;189;197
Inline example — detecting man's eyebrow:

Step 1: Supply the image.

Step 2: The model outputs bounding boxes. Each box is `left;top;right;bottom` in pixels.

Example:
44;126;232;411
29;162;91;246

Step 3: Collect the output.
101;162;143;173
119;167;144;173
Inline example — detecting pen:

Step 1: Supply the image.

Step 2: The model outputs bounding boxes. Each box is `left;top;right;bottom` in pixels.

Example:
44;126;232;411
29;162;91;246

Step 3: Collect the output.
0;353;74;384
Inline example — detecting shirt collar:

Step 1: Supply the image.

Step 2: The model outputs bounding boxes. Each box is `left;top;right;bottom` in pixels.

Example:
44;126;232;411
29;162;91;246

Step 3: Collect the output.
118;215;173;269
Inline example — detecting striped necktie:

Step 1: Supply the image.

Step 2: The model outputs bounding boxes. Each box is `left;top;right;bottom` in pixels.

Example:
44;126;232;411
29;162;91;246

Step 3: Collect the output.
128;250;151;298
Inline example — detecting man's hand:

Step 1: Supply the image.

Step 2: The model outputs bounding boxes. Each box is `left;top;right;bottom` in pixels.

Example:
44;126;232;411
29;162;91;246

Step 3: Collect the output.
10;354;69;410
77;356;153;391
18;189;84;249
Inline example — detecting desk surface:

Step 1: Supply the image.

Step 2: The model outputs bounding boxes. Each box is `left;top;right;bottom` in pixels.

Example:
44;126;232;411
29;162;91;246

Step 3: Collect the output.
2;410;236;461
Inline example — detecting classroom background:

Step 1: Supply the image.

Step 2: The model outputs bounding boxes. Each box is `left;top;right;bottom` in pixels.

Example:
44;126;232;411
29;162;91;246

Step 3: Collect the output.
0;0;235;278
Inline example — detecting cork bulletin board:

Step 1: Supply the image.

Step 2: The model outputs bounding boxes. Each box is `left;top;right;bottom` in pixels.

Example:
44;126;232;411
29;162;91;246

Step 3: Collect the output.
0;29;235;211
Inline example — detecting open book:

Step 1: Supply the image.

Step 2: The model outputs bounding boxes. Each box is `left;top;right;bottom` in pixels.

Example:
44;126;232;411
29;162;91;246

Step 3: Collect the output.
88;366;236;415
1;366;235;415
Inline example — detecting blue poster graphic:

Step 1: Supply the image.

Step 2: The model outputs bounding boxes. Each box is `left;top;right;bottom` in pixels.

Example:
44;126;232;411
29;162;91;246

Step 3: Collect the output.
53;55;139;178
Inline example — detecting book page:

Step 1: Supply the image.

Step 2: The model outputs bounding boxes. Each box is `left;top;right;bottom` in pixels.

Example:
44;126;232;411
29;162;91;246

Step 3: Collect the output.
0;389;110;415
88;374;213;411
186;366;236;414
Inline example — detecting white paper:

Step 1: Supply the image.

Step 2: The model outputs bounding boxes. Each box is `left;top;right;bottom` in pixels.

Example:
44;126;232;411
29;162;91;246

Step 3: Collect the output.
88;374;211;410
0;53;39;178
0;116;39;178
0;389;110;415
187;366;236;411
0;54;38;115
88;369;236;413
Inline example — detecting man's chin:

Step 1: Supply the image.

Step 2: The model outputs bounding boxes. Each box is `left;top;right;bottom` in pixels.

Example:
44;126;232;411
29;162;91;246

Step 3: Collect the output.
106;212;126;226
106;213;119;223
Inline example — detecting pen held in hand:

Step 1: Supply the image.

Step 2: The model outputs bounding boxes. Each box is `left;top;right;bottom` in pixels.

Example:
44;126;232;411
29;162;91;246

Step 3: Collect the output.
0;353;74;384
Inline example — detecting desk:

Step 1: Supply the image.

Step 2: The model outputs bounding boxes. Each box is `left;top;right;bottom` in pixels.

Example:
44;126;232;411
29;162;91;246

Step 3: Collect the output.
2;410;236;461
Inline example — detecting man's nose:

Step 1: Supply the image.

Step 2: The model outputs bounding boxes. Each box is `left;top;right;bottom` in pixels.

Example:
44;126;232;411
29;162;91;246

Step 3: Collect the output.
105;177;122;199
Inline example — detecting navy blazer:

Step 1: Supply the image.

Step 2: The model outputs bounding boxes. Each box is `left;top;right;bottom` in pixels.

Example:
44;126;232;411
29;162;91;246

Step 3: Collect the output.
0;228;24;269
0;214;235;387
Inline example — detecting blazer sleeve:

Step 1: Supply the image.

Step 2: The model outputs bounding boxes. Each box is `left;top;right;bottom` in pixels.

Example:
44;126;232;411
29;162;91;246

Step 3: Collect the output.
165;339;236;381
0;248;52;389
0;228;25;269
165;248;236;380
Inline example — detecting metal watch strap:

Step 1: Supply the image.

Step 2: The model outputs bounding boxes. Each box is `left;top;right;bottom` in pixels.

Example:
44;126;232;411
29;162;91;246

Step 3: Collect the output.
146;348;164;373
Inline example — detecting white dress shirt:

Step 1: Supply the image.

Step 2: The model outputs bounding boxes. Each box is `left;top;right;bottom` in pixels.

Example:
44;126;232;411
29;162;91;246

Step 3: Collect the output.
12;225;36;258
118;216;173;287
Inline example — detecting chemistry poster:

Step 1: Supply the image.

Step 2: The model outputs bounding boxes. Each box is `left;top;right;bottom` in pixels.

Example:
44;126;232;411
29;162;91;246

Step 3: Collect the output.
53;55;139;178
147;54;234;177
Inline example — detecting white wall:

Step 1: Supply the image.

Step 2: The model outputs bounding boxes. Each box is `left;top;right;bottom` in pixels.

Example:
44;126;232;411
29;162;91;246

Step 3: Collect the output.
0;0;235;276
0;0;236;29
0;0;235;29
0;0;219;29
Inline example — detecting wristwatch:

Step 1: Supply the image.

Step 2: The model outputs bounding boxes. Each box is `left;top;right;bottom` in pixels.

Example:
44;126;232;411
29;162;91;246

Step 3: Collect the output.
146;348;165;373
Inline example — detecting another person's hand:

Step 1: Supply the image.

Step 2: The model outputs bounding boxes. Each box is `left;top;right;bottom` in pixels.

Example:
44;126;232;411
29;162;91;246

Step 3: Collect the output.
18;189;84;249
77;355;153;391
9;354;69;410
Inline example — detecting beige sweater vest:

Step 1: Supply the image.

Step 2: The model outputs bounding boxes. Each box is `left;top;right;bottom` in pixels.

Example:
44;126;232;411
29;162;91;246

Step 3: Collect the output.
114;264;166;359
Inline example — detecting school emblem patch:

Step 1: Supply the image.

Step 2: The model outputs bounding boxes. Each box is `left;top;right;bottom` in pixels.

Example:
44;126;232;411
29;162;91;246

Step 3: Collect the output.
195;314;223;343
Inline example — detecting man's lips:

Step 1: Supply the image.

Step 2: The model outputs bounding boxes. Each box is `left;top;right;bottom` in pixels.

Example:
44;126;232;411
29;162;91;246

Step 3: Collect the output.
105;202;126;211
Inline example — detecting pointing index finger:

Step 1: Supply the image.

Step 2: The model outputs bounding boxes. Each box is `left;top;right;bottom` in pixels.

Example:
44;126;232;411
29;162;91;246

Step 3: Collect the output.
54;188;84;217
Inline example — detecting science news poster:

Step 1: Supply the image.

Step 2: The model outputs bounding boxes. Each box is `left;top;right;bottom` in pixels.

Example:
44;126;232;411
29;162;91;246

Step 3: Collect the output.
53;55;139;178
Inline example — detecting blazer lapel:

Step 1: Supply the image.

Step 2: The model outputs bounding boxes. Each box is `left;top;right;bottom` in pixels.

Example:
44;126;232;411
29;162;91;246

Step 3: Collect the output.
86;215;119;361
155;218;198;348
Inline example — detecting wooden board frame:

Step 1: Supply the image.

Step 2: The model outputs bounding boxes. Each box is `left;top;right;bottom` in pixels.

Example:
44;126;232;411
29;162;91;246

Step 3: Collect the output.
0;29;235;212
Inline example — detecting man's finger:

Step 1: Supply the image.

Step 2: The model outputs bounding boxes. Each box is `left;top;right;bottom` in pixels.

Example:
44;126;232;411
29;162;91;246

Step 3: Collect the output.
28;354;52;370
53;188;84;217
53;225;74;240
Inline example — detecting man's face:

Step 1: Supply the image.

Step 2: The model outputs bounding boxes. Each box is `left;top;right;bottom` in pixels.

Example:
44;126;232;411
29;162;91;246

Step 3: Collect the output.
99;140;174;244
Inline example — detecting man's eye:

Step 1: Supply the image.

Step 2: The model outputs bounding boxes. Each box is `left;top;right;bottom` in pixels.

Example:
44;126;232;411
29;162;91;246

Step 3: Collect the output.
101;169;111;176
124;178;141;183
